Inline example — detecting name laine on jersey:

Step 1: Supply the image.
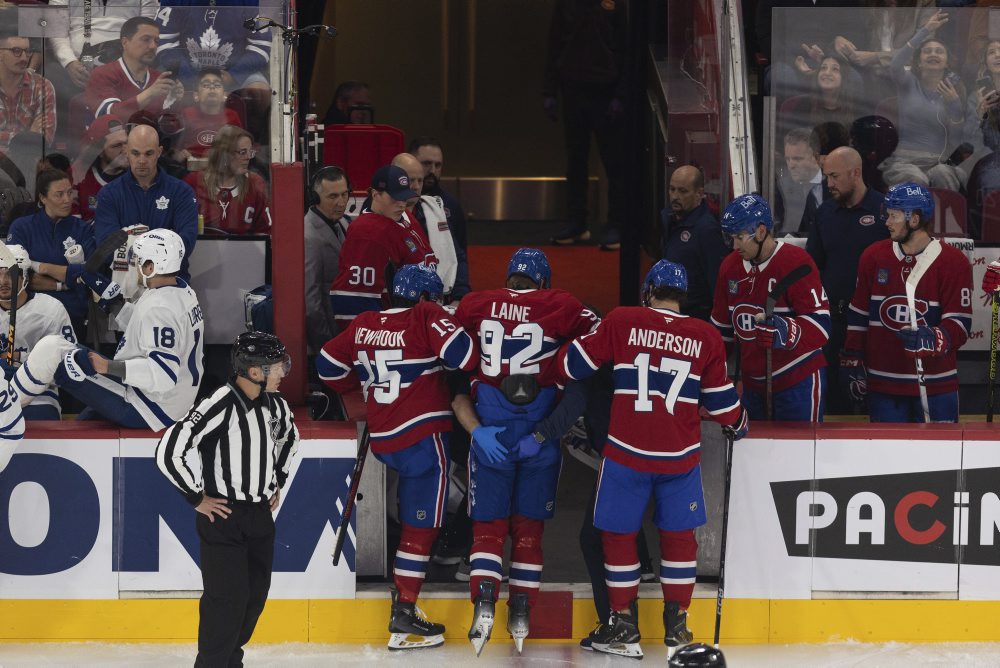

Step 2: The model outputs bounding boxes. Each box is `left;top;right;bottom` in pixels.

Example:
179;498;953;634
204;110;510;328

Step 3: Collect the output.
490;301;532;322
627;328;703;358
188;305;203;326
354;327;405;348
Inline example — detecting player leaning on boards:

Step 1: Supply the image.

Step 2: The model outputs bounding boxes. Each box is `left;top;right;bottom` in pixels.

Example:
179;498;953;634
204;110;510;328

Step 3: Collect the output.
558;260;749;660
841;182;972;423
156;332;298;667
711;193;831;421
12;229;205;429
452;248;600;655
317;264;477;651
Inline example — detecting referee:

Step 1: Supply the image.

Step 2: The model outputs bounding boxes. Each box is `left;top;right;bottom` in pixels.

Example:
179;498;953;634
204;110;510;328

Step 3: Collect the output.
156;331;299;667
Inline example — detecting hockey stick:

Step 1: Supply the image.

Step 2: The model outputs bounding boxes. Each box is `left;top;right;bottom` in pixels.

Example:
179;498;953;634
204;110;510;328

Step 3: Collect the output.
86;229;130;273
903;240;943;424
764;264;812;420
0;243;19;367
713;430;735;648
332;422;371;567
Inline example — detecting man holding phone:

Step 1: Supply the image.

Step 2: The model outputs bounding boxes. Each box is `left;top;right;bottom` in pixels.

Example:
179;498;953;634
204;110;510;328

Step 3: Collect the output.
85;17;184;123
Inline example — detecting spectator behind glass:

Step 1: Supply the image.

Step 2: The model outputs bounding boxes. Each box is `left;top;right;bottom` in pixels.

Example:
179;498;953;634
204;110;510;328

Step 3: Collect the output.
880;11;966;191
0;29;55;150
84;17;184;122
37;154;72;180
775;127;825;236
73;116;129;221
184;125;271;235
6;168;95;335
177;68;243;162
323;81;373;125
304;166;351;356
964;39;1000;156
779;56;859;141
966;78;1000;240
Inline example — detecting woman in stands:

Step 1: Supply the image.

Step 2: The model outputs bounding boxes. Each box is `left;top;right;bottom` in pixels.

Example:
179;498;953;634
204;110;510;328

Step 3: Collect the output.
963;40;1000;239
879;10;966;192
779;55;859;140
184;125;272;235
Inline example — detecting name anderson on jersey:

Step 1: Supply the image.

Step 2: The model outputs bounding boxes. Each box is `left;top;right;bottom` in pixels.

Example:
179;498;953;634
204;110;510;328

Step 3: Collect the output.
627;328;703;358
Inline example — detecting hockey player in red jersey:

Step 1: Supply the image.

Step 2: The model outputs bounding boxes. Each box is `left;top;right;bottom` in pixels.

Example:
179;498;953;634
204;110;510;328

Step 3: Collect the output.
842;182;972;422
330;164;438;329
711;193;831;421
452;248;599;654
317;264;477;650
559;260;748;659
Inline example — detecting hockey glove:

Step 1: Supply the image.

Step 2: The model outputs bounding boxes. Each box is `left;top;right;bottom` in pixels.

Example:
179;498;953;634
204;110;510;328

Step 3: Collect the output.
62;348;97;382
514;432;543;460
754;314;801;350
79;270;123;313
472;425;508;465
896;326;950;359
839;352;867;402
721;408;749;441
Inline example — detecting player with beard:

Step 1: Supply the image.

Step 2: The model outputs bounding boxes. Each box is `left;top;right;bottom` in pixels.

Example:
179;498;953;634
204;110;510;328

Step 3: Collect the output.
805;147;888;414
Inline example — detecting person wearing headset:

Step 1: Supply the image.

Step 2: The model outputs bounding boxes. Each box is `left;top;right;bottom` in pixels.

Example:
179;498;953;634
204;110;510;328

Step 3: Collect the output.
304;165;352;356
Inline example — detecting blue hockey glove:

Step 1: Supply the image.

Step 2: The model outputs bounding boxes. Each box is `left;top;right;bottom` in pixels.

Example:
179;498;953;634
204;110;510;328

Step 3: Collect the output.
721;408;749;441
79;271;122;313
839;352;867;402
896;326;950;359
754;314;800;350
472;425;508;464
514;432;543;459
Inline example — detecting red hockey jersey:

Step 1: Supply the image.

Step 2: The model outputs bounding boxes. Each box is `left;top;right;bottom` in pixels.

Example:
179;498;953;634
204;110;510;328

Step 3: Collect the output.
711;241;831;392
561;306;742;474
845;239;972;396
317;301;477;453
76;165;123;221
184;171;271;235
455;288;599;389
179;106;243;158
85;59;169;121
330;210;438;327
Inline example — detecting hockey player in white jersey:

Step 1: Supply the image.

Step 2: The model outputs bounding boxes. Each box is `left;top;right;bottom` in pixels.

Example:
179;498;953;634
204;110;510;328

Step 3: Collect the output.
13;229;205;429
0;243;29;474
0;245;77;420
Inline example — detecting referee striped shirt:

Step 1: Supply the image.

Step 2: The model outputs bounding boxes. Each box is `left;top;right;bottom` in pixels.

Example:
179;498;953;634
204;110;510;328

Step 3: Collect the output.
156;383;299;505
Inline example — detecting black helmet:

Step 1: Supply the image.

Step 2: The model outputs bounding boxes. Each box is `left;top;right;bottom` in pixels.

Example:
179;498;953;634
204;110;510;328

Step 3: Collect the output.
231;331;291;381
850;115;898;164
668;643;727;667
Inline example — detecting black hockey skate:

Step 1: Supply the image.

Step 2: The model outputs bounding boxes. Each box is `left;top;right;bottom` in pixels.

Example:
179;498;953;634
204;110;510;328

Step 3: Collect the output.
387;589;445;651
468;579;496;656
590;603;643;659
507;592;530;653
664;600;694;657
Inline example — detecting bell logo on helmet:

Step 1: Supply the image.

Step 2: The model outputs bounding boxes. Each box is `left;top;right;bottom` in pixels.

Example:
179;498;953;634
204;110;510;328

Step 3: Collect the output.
906;187;922;197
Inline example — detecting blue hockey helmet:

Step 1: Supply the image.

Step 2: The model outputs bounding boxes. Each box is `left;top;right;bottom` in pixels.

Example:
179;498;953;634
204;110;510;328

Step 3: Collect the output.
643;259;688;294
884;181;934;223
507;247;551;288
720;193;774;236
391;263;444;303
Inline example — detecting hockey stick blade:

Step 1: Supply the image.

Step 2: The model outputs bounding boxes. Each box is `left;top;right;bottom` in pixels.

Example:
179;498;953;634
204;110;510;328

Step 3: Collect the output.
85;230;130;273
765;264;812;317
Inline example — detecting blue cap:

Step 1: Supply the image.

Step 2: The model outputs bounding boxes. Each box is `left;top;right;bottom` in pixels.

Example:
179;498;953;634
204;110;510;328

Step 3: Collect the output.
371;164;419;201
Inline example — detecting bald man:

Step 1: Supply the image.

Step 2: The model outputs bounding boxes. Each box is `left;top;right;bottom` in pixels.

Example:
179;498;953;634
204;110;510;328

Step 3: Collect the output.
94;124;199;280
659;165;729;321
806;146;888;414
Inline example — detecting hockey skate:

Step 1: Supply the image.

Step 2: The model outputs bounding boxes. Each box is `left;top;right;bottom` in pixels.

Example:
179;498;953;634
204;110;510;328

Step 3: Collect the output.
387;589;445;651
663;600;693;657
590;603;643;659
507;592;530;653
467;580;496;656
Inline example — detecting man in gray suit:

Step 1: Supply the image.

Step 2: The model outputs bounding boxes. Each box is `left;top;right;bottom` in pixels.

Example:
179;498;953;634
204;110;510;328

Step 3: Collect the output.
304;166;351;356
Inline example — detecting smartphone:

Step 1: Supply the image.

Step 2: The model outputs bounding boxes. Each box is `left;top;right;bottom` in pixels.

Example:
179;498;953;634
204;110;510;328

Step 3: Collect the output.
945;70;962;88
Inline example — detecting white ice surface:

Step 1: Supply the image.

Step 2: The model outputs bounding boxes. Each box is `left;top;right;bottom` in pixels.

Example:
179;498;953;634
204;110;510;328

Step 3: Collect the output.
2;642;1000;667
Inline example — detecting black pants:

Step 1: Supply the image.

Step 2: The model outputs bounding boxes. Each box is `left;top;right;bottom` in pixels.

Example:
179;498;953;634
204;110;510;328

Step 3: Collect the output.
195;501;275;668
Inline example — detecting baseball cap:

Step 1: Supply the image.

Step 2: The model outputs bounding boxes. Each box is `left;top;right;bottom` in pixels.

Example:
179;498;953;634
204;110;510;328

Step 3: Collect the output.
370;164;418;201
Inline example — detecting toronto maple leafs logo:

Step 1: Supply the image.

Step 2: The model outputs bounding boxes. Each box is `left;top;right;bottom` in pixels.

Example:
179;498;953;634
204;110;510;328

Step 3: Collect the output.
186;25;234;69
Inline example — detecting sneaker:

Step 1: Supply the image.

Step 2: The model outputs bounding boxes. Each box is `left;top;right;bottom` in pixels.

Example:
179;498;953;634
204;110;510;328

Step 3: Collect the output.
552;225;591;245
431;529;466;566
455;557;470;582
599;226;620;251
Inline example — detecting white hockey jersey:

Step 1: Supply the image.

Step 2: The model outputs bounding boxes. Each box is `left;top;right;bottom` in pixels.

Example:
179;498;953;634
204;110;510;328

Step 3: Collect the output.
106;279;205;430
0;294;75;415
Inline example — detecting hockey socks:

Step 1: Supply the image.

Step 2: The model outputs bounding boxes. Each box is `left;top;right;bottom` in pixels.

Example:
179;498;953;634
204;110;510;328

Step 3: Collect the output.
469;518;507;603
509;514;543;607
393;525;438;604
601;529;642;612
659;529;697;610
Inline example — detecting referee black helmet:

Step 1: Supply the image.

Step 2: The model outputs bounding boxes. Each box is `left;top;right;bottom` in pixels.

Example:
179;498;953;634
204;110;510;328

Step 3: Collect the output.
232;331;291;383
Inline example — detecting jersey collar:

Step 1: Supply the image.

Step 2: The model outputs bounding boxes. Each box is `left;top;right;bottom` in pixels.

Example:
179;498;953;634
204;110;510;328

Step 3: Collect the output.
742;239;783;273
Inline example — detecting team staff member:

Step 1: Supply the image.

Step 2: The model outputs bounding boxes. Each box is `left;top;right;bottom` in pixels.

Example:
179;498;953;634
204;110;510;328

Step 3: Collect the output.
155;331;299;667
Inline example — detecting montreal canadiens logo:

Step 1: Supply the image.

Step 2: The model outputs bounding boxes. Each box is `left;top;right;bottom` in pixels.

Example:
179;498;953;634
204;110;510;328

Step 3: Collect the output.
197;130;216;146
732;303;764;341
680;230;691;242
859;215;875;226
878;295;928;331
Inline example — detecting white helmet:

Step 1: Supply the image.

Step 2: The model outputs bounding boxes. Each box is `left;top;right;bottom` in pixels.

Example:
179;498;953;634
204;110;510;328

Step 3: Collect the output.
3;245;30;272
131;229;185;277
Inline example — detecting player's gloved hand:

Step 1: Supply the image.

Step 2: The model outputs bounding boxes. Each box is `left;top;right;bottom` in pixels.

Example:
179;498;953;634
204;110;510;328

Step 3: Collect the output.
721;408;749;441
896;325;950;359
472;425;508;464
754;314;801;350
514;433;543;459
64;244;85;265
79;270;123;313
62;347;97;382
838;351;867;401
